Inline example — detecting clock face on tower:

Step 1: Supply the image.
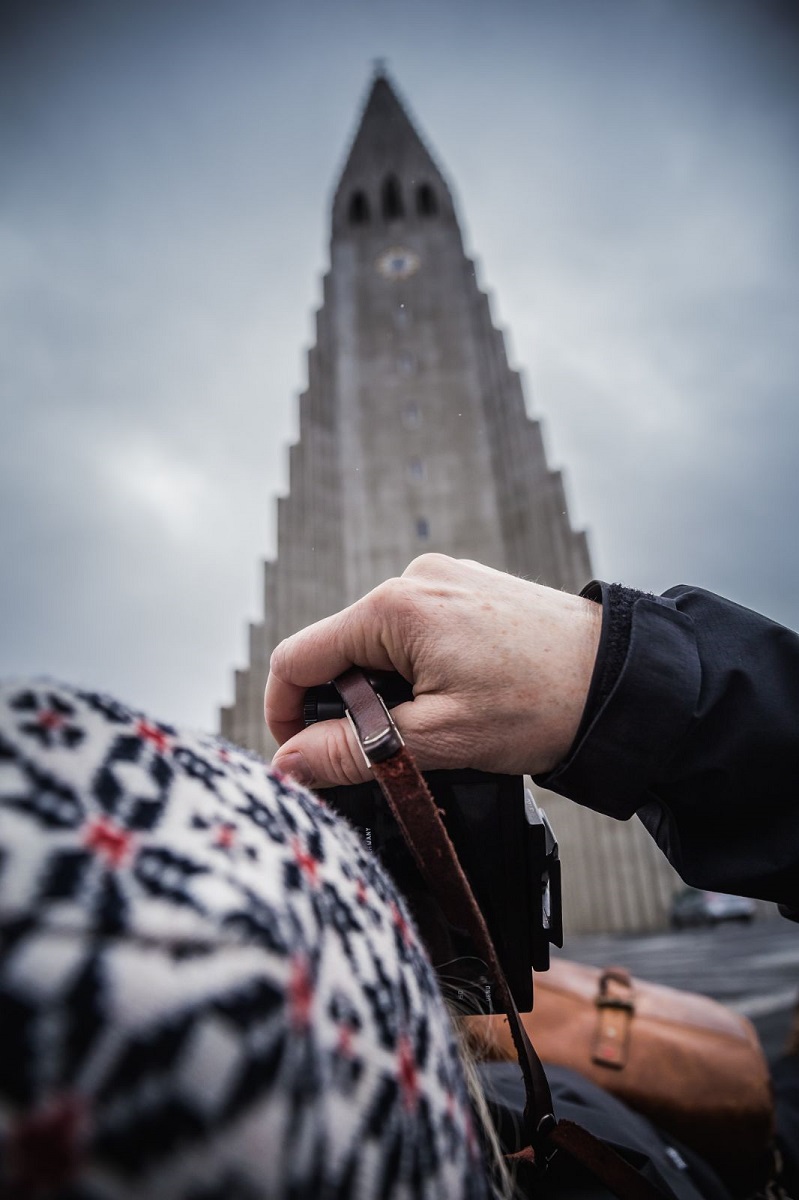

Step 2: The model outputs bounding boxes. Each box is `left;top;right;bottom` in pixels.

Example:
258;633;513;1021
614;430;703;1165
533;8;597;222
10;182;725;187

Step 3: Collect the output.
376;246;421;280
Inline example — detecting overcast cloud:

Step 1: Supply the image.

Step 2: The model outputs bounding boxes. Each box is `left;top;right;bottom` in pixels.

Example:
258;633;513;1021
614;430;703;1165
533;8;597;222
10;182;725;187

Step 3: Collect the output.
2;0;798;731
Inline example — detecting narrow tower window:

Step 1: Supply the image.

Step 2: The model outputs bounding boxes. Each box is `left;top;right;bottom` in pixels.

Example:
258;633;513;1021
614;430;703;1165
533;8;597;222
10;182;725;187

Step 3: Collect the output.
408;458;425;481
382;175;404;221
402;402;421;428
416;517;430;539
348;191;370;224
416;184;437;216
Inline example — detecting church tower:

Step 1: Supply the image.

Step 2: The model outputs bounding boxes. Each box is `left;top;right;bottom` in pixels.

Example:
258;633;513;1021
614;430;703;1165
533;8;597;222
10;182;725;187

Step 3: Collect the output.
220;73;682;932
221;71;590;757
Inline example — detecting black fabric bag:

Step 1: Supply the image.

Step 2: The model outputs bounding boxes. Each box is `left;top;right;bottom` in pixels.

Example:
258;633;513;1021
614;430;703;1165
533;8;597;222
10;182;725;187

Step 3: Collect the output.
479;1062;733;1200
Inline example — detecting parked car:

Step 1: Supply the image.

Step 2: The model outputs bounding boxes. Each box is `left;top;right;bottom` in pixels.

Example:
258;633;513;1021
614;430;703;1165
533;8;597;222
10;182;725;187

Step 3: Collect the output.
670;887;756;929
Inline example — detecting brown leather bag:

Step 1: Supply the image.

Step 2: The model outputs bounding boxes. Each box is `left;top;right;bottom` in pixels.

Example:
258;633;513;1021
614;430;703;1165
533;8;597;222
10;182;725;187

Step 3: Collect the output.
462;957;775;1190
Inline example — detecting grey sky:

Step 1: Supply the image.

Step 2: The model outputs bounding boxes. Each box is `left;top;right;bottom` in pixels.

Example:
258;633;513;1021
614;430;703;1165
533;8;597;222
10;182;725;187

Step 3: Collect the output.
2;0;798;731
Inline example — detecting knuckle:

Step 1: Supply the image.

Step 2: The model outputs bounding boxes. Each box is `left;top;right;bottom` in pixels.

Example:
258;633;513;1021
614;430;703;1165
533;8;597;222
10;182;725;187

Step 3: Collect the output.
368;576;412;618
268;644;282;676
404;552;453;579
324;723;367;786
268;638;291;679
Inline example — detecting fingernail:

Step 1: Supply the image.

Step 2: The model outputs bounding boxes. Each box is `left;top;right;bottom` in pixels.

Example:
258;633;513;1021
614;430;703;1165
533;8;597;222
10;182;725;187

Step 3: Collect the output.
276;752;313;787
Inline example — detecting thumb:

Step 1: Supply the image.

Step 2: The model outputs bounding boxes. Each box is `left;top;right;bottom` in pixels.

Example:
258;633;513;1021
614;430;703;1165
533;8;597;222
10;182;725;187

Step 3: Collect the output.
271;715;371;790
271;694;464;789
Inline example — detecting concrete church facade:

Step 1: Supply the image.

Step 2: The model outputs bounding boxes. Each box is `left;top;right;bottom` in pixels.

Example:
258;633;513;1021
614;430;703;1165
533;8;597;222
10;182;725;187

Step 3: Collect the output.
221;73;680;933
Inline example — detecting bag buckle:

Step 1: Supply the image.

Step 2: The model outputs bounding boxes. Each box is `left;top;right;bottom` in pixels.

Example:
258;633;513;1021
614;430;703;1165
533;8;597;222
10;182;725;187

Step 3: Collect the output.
596;995;635;1013
596;967;634;1010
593;968;634;1068
536;1113;560;1170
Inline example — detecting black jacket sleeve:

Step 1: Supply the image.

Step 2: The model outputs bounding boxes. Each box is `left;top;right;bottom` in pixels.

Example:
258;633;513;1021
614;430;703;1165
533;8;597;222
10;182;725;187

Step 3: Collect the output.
536;583;799;914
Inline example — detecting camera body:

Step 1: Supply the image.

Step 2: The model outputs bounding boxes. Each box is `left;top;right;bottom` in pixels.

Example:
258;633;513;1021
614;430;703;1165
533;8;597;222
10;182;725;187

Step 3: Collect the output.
304;673;563;1013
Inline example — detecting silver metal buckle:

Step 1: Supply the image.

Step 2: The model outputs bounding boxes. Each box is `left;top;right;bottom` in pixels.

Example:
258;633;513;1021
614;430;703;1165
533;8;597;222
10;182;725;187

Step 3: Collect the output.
345;693;405;768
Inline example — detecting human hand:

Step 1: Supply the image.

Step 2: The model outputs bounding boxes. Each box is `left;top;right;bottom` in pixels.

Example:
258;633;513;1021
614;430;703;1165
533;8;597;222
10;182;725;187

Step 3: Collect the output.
266;554;601;788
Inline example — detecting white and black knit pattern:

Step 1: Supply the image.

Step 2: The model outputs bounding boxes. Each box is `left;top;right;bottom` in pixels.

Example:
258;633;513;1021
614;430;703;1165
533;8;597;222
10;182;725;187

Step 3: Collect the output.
0;680;490;1199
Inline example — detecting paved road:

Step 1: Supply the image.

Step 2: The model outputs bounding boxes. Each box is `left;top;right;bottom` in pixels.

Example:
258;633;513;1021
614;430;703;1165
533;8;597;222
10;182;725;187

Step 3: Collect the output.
553;915;799;1061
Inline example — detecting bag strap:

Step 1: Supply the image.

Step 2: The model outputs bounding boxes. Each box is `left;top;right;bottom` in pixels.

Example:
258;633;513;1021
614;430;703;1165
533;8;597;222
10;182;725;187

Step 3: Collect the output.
593;967;635;1068
333;667;668;1200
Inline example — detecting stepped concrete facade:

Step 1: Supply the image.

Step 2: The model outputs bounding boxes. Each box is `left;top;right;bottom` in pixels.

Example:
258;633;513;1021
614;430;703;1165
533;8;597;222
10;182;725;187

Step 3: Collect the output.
220;73;681;932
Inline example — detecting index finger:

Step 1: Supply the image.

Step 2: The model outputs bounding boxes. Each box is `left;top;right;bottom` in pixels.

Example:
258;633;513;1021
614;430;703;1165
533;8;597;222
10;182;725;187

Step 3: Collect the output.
264;595;400;745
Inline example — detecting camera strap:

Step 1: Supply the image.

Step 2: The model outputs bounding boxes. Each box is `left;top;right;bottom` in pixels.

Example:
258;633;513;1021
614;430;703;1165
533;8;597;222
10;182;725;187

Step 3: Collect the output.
333;666;668;1200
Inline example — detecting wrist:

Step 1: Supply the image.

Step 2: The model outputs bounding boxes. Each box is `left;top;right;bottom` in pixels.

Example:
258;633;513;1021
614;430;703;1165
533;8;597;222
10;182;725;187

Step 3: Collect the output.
536;592;602;772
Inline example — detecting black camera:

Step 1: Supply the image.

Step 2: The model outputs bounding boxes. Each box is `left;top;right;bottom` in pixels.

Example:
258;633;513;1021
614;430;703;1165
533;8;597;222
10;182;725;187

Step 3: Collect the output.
304;672;563;1013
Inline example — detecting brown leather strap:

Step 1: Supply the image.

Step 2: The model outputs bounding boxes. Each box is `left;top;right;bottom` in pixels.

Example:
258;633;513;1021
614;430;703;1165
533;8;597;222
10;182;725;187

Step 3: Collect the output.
334;667;553;1144
333;668;668;1200
550;1121;669;1200
508;1127;669;1200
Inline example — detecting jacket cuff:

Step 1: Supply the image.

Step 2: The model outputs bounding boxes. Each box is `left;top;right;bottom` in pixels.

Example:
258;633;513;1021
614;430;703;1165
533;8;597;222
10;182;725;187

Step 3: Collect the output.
535;590;702;819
